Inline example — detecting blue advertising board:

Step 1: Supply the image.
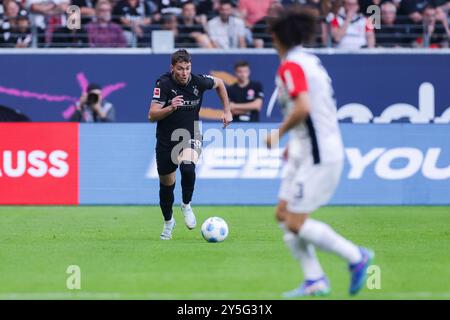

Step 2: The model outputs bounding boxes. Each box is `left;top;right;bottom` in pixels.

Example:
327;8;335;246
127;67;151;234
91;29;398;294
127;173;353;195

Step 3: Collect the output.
79;123;450;205
0;52;449;123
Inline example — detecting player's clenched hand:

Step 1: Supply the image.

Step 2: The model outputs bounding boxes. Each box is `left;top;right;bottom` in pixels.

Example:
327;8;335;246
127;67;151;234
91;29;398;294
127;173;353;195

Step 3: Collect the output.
222;110;233;128
265;130;280;149
170;95;184;110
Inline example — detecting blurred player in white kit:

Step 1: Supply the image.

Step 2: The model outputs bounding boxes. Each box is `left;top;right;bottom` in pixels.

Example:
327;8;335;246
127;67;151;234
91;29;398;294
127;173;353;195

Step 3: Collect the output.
265;6;374;298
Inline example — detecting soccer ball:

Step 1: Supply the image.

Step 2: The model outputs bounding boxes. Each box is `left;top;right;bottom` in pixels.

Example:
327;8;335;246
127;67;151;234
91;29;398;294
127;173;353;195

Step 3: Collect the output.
201;217;229;243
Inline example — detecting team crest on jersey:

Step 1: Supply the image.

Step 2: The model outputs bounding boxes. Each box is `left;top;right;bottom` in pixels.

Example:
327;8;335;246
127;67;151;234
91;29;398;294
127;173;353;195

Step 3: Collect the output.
247;89;255;100
193;86;199;96
153;88;160;98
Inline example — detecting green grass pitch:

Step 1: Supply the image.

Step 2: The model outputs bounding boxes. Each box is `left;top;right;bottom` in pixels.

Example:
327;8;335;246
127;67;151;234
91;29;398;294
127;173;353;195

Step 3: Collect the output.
0;206;449;300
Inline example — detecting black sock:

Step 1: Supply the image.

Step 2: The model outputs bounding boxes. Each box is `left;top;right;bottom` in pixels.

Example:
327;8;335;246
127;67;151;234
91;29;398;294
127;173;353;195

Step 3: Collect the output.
159;183;175;221
180;162;196;205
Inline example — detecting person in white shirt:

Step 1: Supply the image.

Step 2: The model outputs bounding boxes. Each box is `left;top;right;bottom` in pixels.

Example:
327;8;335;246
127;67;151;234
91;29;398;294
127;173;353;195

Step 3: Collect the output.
330;0;375;49
265;6;374;298
207;0;246;49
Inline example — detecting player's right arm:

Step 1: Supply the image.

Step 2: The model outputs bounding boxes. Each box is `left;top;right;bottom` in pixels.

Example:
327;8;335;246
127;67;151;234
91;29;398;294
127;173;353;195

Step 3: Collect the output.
148;96;183;122
148;79;183;122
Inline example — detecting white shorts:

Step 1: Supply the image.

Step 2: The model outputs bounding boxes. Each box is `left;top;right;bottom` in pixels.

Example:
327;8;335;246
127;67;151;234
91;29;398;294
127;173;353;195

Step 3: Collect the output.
278;157;343;214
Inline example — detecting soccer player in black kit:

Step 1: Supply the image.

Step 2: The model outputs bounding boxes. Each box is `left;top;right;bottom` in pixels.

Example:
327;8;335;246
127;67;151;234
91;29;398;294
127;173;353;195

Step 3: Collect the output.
148;49;233;240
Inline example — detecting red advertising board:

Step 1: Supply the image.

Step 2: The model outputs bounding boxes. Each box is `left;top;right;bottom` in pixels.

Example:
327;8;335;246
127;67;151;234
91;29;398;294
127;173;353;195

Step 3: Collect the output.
0;123;78;204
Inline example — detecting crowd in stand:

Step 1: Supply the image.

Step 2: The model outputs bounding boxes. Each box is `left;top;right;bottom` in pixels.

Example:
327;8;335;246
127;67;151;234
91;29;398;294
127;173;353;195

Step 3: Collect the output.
0;0;449;48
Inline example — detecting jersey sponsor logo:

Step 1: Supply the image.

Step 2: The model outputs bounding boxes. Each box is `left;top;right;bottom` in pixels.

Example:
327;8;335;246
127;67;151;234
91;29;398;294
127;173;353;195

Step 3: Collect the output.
153;88;160;99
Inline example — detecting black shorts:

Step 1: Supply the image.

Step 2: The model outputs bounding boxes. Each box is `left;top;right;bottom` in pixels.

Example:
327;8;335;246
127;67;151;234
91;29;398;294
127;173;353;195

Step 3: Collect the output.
156;138;202;175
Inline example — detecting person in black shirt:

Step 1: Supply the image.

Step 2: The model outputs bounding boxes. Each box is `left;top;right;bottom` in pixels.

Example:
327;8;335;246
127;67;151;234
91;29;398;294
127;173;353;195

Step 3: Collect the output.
376;1;410;47
413;4;449;47
177;1;212;48
148;49;232;240
113;0;152;44
227;60;264;122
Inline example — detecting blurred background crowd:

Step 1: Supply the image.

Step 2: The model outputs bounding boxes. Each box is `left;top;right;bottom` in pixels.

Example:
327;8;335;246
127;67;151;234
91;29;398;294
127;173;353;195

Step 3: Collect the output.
0;0;449;48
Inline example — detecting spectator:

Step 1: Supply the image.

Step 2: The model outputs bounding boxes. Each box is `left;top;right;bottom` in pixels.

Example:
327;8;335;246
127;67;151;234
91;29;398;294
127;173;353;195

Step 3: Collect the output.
330;0;376;48
252;0;283;48
177;1;212;48
398;0;431;24
86;0;127;47
320;0;342;47
238;0;272;28
70;83;116;122
27;0;70;44
113;0;152;45
207;0;246;48
0;2;33;48
227;60;264;122
376;1;409;46
414;4;449;47
399;1;450;41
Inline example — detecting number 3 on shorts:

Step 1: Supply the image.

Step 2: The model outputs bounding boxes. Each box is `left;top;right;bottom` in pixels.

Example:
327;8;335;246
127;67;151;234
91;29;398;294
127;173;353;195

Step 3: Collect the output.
294;182;304;200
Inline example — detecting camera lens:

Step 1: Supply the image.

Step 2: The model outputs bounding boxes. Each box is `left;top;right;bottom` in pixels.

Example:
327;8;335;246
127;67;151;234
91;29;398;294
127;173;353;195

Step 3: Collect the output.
87;92;99;104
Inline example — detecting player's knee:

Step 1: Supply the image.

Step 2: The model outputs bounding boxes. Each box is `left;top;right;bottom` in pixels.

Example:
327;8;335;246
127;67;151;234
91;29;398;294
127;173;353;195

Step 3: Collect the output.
180;161;195;177
159;172;176;186
286;214;309;234
160;182;175;193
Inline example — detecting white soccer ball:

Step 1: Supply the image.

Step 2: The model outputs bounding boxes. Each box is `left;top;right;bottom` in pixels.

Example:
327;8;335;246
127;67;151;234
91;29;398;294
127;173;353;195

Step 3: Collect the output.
201;217;229;243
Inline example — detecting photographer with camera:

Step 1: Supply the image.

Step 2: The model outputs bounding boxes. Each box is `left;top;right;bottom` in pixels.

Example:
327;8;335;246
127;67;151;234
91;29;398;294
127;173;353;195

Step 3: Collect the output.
70;83;116;122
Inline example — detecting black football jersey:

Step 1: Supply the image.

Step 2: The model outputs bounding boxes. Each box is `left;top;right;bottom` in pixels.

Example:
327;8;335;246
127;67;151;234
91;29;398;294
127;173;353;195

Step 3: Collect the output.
152;72;215;148
227;81;264;122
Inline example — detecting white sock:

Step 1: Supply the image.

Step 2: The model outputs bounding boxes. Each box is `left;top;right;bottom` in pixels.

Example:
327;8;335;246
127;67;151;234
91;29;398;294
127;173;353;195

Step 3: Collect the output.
280;223;325;280
298;219;362;264
164;217;174;224
182;202;190;208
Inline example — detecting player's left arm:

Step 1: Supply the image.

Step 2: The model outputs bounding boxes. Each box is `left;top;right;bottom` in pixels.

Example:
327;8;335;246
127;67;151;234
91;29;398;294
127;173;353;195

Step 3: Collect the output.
212;76;233;128
279;93;310;135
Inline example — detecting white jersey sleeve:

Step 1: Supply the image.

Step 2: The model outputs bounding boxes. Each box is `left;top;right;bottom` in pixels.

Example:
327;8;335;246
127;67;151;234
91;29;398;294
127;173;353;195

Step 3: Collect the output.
276;47;344;164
